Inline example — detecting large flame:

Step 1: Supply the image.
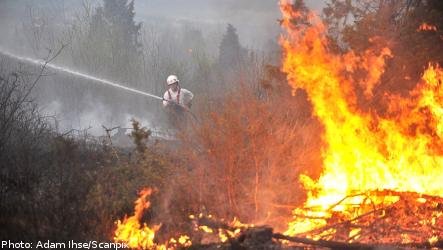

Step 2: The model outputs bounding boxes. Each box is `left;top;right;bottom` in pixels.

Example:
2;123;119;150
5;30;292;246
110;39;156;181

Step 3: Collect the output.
112;3;442;246
114;188;161;248
279;2;443;236
113;188;192;249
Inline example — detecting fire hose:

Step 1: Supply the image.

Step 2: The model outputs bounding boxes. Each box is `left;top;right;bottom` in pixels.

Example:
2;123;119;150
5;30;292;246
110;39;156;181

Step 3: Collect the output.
162;98;199;121
0;48;198;121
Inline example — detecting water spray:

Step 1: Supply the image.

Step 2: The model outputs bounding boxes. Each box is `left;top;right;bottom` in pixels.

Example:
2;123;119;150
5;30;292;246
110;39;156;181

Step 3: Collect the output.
0;47;199;123
0;48;165;102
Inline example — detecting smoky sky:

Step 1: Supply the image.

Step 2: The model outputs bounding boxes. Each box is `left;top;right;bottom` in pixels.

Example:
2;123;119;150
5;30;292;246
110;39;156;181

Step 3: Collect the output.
0;0;325;134
0;0;325;49
136;0;325;48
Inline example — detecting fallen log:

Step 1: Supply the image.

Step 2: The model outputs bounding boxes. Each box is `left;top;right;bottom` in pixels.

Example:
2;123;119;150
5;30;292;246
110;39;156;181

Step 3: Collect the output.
189;212;443;249
273;233;374;250
273;233;443;249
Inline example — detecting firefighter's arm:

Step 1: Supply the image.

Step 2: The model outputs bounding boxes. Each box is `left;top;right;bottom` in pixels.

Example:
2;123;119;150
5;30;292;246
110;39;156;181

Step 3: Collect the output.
162;92;169;107
163;97;187;111
183;89;194;108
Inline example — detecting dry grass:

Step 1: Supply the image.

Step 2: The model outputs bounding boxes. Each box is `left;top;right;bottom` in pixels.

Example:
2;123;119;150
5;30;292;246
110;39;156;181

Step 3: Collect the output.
168;80;324;232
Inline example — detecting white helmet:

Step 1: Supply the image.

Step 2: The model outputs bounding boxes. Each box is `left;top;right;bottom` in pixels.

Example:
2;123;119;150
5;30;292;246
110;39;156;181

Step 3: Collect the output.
166;75;179;85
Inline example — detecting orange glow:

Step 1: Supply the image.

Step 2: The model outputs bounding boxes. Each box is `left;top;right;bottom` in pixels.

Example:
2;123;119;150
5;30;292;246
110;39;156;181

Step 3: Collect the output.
417;23;438;32
114;188;193;249
112;3;443;247
176;235;192;247
191;214;252;243
114;188;161;249
279;1;443;238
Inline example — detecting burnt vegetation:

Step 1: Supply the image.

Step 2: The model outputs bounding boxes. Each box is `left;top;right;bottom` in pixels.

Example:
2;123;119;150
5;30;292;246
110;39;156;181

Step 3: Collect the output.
0;67;176;242
1;0;443;249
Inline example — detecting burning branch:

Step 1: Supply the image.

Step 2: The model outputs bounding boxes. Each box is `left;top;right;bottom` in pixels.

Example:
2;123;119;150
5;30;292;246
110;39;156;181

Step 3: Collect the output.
188;211;443;249
274;233;443;249
285;190;443;246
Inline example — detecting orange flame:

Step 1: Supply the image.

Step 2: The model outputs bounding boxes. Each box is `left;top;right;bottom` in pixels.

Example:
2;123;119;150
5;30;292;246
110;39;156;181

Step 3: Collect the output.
190;213;252;243
417;23;438;32
114;188;161;248
114;188;193;249
279;1;443;236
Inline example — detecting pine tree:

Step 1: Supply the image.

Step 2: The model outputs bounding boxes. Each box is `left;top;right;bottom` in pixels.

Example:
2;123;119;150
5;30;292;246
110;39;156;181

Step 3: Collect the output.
103;0;141;51
90;0;141;54
218;24;245;70
85;0;142;82
77;0;144;114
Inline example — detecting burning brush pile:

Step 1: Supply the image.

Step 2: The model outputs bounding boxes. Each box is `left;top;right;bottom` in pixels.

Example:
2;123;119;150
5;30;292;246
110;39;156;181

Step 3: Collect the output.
279;1;443;248
112;2;443;249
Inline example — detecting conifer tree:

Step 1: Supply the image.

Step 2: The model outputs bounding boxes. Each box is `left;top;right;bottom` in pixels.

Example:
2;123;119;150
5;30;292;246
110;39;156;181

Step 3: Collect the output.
86;0;142;82
218;24;245;70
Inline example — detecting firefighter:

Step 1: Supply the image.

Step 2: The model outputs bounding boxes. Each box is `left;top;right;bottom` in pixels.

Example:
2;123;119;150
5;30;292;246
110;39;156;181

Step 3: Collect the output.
163;75;194;128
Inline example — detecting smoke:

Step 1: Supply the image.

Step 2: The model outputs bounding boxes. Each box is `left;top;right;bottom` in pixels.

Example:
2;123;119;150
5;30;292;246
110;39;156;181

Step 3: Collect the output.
0;0;326;52
136;0;281;49
135;0;325;48
43;100;154;137
0;0;325;138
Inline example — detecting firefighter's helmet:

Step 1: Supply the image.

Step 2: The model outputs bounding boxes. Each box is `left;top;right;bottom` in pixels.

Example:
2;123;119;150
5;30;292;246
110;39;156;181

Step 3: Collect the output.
167;75;179;85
